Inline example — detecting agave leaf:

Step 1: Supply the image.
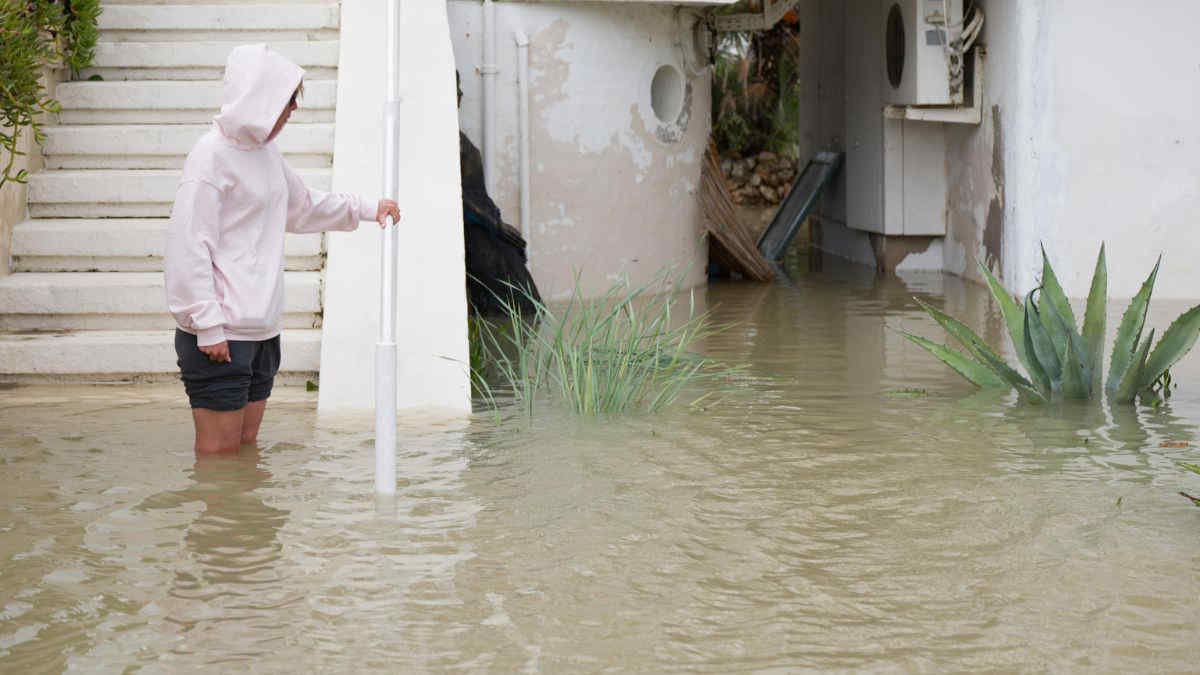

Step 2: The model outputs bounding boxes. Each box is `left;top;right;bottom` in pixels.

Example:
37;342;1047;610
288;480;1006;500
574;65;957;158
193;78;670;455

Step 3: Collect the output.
898;330;1007;388
1107;256;1160;391
1181;462;1200;476
1045;288;1093;395
1019;295;1052;397
1112;328;1154;404
1137;304;1200;392
1024;292;1062;390
1081;244;1107;391
915;298;1046;402
1040;244;1079;332
977;261;1036;383
1060;330;1091;399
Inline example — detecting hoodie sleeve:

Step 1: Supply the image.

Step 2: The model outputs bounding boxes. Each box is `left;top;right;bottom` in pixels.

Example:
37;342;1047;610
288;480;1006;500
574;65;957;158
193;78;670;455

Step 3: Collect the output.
282;161;374;233
165;180;228;346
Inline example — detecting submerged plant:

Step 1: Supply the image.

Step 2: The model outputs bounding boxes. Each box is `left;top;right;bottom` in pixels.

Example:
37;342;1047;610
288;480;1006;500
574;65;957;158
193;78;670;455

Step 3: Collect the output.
470;275;732;416
901;245;1200;404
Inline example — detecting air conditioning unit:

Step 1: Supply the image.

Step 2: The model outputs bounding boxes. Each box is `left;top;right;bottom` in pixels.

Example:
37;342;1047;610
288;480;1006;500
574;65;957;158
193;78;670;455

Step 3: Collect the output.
881;0;962;105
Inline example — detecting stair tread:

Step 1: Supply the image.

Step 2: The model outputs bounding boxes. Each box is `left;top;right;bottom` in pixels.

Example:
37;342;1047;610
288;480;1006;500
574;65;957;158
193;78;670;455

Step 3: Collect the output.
98;4;339;31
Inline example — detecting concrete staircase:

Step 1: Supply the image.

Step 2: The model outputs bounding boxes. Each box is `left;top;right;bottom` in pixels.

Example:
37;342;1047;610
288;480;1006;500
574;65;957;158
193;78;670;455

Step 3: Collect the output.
0;1;341;382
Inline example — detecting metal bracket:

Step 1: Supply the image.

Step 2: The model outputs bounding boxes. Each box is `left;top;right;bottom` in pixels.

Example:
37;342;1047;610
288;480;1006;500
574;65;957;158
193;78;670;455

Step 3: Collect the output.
713;0;799;32
883;48;985;125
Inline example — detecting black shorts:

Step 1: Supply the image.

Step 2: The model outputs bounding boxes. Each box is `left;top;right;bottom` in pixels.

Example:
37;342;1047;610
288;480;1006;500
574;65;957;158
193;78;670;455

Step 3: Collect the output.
175;329;281;411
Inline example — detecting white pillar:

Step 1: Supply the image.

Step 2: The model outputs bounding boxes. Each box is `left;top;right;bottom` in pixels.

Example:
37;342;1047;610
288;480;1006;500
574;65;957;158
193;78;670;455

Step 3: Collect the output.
320;0;470;416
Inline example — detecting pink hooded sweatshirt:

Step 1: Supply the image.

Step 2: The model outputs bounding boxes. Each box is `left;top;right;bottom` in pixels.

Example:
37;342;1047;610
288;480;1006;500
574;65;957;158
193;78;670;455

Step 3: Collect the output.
165;44;374;347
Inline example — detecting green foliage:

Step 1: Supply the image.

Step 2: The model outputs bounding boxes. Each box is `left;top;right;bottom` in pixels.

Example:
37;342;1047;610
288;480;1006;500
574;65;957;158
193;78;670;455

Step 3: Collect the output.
469;274;734;416
711;23;803;158
901;244;1200;405
1;0;101;188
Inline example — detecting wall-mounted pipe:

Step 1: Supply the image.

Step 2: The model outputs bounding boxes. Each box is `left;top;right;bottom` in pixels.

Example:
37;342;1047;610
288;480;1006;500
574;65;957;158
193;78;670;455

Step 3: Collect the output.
515;29;531;268
481;0;497;195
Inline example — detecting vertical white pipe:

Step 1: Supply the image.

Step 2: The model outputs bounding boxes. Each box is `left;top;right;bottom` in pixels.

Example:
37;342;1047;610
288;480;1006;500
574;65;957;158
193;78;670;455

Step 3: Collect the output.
376;0;401;496
481;0;497;195
514;30;531;264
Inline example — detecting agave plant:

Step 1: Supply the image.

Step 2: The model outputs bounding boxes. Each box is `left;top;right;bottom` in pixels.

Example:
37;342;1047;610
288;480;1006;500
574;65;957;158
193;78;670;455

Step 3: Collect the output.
901;245;1200;404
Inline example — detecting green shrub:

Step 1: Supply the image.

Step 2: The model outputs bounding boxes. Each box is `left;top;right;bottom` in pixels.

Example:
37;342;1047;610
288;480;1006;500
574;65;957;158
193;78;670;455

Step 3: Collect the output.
902;245;1200;404
470;275;733;416
1;0;101;188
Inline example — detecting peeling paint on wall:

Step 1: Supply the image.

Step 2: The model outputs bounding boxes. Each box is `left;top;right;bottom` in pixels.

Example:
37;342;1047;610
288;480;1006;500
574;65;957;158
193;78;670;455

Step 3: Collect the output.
982;104;1005;272
448;2;709;300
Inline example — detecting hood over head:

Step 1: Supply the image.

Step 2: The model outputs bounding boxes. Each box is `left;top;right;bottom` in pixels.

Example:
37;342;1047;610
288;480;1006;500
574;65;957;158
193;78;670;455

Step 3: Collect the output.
214;44;305;148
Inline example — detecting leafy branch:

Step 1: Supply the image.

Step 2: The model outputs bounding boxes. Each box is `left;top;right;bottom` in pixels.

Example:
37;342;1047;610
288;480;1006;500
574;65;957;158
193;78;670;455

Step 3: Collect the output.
0;0;101;189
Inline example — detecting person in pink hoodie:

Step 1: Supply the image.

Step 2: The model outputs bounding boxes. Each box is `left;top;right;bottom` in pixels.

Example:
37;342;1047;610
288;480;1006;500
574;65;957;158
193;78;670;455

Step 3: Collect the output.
166;44;400;454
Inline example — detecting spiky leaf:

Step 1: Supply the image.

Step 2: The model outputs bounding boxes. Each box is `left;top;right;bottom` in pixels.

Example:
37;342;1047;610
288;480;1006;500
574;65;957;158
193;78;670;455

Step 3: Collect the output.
898;331;1007;388
1107;256;1160;391
1040;244;1079;332
1044;290;1093;396
1181;462;1200;476
915;298;1046;402
1112;328;1154;404
1138;305;1200;392
1081;244;1107;392
1024;293;1062;390
1060;330;1091;399
1020;294;1053;396
977;261;1037;383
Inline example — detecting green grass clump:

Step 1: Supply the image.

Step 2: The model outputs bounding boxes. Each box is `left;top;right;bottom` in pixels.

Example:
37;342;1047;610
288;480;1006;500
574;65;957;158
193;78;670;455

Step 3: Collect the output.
901;244;1200;404
470;275;732;416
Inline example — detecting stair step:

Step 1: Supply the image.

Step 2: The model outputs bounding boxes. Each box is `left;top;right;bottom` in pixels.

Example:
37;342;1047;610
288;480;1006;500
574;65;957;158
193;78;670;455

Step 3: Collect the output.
56;80;335;125
0;271;322;331
81;40;339;81
98;4;339;42
11;219;322;272
42;124;333;169
0;329;320;379
27;168;331;217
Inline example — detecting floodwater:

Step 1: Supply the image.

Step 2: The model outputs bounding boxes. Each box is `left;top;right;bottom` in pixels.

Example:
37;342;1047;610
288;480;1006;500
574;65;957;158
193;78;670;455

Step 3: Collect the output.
3;257;1200;672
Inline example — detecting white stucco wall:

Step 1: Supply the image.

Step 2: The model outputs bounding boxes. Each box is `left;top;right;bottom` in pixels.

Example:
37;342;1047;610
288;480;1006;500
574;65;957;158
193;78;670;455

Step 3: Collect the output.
319;1;470;414
448;1;710;300
949;1;1200;300
810;1;1200;300
1018;0;1200;300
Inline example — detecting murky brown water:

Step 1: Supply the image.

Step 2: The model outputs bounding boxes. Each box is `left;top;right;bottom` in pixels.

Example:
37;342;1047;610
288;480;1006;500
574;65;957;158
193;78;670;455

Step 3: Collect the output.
4;258;1200;672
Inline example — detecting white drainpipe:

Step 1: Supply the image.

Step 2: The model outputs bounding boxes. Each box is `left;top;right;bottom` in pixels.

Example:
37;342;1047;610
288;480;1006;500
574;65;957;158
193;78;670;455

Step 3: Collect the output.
515;29;531;265
481;0;497;195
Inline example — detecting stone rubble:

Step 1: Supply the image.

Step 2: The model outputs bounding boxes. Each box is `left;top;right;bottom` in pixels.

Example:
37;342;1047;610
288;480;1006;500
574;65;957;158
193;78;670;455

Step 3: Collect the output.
719;150;803;207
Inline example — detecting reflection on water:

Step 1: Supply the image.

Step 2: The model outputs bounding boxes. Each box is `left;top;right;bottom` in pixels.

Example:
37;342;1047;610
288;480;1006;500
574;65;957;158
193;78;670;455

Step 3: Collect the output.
3;258;1200;671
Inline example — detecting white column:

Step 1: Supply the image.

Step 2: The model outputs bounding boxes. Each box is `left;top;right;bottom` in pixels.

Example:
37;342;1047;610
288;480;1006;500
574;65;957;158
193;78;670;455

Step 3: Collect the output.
320;0;470;415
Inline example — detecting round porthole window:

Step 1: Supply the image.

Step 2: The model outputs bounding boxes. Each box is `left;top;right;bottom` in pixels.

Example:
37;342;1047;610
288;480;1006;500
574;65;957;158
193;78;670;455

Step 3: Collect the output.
886;3;905;89
651;64;684;124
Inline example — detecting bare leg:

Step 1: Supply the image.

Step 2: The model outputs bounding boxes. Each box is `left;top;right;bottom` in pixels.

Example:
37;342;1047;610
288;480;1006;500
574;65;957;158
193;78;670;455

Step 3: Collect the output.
193;407;246;454
241;399;267;445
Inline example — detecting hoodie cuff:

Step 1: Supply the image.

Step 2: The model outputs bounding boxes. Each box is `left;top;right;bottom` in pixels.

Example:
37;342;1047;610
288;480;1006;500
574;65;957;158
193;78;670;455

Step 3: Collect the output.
358;197;378;223
196;325;227;347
